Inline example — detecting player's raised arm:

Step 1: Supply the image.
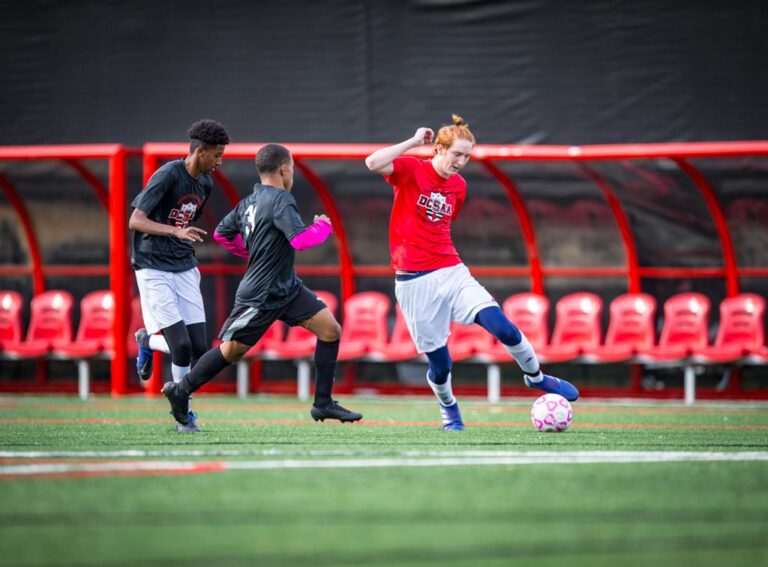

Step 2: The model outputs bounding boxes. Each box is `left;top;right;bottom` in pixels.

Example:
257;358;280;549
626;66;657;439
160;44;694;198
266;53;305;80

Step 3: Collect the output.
364;127;434;176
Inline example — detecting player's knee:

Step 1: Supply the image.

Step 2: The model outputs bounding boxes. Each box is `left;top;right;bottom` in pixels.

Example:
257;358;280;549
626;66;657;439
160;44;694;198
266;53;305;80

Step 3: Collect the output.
220;340;249;362
317;321;341;342
426;347;452;384
168;335;192;364
495;322;522;346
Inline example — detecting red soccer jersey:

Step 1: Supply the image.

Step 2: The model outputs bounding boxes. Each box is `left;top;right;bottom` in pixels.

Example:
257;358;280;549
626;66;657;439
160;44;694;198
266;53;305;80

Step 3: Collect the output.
384;156;466;271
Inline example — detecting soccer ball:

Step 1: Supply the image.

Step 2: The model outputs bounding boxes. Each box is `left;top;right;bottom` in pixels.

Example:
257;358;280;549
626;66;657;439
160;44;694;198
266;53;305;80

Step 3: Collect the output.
530;394;573;432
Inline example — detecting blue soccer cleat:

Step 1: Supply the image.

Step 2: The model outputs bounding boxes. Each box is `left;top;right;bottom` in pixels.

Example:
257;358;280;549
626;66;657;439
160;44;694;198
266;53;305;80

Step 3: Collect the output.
524;373;579;401
439;402;465;431
176;410;201;433
135;328;153;381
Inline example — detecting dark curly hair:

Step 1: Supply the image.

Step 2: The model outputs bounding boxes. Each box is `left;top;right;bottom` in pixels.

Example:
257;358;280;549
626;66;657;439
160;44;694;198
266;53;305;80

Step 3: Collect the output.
188;119;230;152
255;143;292;174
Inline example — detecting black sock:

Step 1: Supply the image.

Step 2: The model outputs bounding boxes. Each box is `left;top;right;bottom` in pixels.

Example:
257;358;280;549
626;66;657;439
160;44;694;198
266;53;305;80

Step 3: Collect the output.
313;339;339;407
178;347;230;395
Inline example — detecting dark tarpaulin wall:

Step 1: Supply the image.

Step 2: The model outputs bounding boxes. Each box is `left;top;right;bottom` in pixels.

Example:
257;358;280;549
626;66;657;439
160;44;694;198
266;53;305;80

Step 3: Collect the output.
1;0;767;145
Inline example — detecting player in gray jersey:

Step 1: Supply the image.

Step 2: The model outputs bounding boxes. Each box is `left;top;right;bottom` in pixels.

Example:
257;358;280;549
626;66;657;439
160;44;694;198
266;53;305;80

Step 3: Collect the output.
161;143;362;424
129;119;230;432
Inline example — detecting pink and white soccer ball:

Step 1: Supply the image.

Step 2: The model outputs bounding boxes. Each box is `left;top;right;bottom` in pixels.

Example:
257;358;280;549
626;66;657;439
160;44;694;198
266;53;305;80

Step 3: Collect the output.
530;394;573;432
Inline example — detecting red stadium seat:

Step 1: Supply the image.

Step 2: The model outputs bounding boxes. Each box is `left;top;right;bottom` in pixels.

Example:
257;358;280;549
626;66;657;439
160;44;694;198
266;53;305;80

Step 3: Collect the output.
692;293;766;364
447;321;495;361
371;304;420;362
637;293;710;362
1;290;73;359
0;291;24;353
337;292;391;361
539;292;602;362
583;293;656;363
51;291;115;399
52;291;114;358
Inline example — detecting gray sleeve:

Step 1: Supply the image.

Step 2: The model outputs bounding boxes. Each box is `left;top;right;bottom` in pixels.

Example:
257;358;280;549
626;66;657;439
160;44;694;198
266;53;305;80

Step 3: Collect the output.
273;192;307;241
215;202;241;238
131;168;172;213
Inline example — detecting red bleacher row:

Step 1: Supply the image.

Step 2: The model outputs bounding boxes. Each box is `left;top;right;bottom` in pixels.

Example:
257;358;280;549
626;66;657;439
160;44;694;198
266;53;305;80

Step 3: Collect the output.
1;289;766;401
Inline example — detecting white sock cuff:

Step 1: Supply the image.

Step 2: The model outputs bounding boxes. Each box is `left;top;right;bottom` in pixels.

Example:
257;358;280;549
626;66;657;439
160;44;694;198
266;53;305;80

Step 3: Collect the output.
171;364;190;384
504;333;540;375
427;371;456;407
148;334;170;354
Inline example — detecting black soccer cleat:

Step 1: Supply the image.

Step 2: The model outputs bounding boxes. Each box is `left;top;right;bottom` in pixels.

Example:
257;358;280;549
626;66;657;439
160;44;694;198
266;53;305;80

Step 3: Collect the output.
311;400;363;423
161;381;191;425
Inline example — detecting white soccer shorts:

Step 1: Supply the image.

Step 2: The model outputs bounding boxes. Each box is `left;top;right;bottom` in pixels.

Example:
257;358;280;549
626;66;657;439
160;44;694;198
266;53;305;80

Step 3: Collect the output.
394;263;497;354
135;267;206;334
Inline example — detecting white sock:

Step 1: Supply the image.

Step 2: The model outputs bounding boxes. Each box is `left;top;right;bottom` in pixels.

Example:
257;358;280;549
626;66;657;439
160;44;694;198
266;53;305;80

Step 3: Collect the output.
148;335;170;354
427;371;456;407
171;364;190;384
504;333;543;380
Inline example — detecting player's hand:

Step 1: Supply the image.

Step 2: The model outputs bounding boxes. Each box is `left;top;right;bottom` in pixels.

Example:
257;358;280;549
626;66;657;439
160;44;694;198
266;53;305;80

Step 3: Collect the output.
412;127;434;145
314;214;331;226
174;226;206;242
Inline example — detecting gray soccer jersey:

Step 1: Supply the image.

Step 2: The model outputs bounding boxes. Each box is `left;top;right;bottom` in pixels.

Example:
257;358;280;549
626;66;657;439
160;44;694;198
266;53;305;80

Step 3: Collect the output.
131;159;213;272
216;184;307;309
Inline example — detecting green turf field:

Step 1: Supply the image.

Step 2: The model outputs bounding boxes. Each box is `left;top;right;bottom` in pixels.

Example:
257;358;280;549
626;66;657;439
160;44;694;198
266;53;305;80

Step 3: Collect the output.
0;394;767;567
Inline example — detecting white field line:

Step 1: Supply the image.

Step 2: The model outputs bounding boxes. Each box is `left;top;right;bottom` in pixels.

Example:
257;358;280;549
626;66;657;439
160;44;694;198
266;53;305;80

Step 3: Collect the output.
1;451;768;476
2;449;768;460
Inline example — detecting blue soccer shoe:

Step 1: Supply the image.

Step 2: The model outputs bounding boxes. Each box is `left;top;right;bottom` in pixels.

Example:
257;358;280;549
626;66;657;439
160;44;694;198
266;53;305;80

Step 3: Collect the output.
524;373;579;401
135;328;153;381
439;402;466;431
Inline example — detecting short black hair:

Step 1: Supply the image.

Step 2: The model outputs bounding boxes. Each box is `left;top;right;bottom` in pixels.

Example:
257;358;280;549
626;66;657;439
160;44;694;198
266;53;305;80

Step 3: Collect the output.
188;119;230;152
255;144;292;174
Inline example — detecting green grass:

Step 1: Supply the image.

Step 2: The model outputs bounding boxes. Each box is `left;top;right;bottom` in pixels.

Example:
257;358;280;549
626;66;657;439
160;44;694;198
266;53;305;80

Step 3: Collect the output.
0;395;767;567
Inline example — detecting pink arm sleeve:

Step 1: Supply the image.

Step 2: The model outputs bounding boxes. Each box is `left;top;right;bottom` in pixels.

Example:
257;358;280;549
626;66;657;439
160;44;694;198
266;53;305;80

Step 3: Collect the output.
213;231;249;258
290;219;333;251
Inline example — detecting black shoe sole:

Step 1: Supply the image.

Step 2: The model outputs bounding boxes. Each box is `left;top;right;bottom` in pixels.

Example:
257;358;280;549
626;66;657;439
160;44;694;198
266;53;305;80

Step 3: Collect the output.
311;415;362;423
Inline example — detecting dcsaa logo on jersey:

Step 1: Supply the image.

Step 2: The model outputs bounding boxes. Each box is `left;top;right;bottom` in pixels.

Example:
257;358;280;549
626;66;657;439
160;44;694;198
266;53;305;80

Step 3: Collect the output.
417;192;453;222
168;194;203;229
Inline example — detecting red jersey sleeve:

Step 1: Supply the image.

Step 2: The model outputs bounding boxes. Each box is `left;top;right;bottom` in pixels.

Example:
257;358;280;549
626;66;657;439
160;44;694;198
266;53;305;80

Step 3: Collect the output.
384;156;417;187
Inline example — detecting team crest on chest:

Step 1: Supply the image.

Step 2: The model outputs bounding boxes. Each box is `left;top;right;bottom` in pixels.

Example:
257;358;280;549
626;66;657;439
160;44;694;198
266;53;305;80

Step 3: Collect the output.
168;194;203;228
417;192;452;222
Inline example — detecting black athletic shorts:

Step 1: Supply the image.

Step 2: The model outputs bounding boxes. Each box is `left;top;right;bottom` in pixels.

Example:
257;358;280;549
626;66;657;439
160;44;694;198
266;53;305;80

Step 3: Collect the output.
218;285;329;346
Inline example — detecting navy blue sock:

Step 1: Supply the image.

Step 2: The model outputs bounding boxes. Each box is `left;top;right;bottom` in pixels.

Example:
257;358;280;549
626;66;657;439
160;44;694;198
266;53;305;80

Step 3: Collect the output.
426;346;452;384
474;306;522;346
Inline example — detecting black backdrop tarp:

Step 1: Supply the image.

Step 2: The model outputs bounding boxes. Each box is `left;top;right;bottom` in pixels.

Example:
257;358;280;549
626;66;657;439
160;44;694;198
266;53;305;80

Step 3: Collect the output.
1;0;767;145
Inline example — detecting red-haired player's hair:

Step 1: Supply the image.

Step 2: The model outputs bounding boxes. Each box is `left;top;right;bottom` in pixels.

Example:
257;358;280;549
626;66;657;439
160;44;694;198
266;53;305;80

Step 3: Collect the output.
433;114;476;155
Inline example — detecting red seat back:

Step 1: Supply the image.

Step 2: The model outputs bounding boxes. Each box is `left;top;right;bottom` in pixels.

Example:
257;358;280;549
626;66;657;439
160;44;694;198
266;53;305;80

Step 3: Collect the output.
0;291;23;343
604;293;657;348
388;305;413;346
340;292;390;345
659;293;710;349
76;291;115;343
551;292;602;349
27;291;73;343
502;293;550;349
714;293;765;349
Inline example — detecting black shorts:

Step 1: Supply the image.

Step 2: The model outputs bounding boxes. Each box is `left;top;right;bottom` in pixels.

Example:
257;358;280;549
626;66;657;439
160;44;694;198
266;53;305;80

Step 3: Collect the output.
218;285;329;346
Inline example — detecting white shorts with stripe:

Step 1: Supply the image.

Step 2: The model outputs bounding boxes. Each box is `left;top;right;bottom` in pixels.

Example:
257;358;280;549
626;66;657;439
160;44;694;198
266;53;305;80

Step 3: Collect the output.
135;267;206;334
394;263;497;354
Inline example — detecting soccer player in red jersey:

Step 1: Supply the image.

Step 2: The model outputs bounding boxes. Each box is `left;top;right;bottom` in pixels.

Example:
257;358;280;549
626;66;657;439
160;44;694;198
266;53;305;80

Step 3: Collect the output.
365;115;578;430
